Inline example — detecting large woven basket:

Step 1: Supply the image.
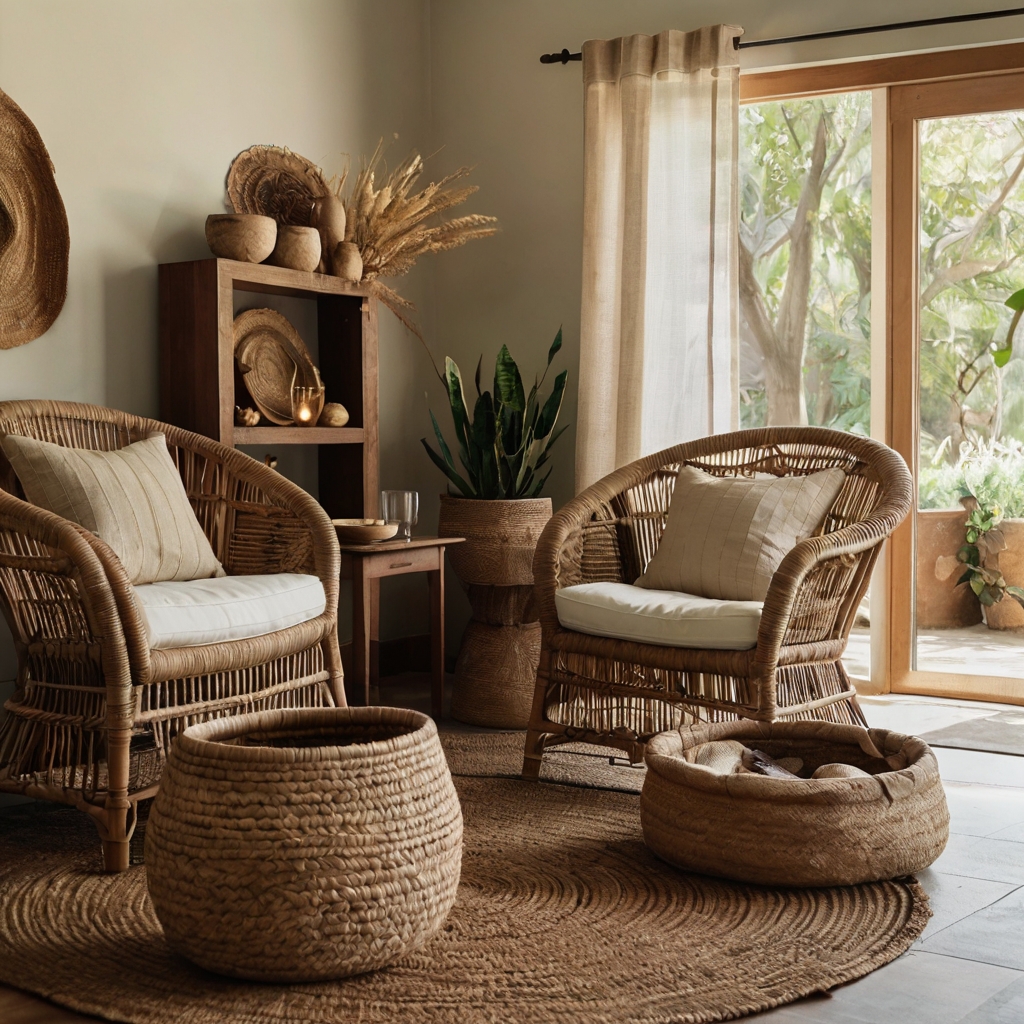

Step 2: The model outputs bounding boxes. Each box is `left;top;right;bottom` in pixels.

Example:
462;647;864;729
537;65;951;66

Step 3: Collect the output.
145;707;463;981
641;720;949;887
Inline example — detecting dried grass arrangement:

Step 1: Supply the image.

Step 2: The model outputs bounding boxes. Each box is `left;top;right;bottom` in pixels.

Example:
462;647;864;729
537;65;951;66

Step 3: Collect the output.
225;141;498;343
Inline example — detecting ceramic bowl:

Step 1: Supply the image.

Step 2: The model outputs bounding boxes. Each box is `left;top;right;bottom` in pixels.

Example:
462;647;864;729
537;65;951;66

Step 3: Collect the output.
206;214;277;263
332;519;399;544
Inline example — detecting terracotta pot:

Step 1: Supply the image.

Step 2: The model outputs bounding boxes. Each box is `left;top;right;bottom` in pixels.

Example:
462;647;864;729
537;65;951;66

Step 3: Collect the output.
438;495;552;728
984;518;1024;629
265;225;321;273
205;213;277;263
916;509;982;629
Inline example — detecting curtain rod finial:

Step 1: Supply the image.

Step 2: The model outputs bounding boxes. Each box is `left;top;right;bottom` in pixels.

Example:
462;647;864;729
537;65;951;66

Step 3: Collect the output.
540;48;582;64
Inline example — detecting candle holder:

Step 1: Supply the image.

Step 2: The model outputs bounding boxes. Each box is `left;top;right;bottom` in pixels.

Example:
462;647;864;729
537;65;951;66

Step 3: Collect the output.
290;367;325;427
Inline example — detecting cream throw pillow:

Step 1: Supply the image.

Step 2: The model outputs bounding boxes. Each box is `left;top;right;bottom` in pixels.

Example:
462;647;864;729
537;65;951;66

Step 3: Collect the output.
636;465;846;601
1;433;225;585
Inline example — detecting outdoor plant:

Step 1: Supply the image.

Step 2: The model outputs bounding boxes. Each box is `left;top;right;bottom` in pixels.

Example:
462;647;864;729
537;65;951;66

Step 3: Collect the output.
937;497;1024;609
422;330;568;499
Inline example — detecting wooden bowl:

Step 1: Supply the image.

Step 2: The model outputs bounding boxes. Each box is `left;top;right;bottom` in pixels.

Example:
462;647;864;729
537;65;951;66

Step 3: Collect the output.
332;519;399;544
266;225;321;273
206;214;277;263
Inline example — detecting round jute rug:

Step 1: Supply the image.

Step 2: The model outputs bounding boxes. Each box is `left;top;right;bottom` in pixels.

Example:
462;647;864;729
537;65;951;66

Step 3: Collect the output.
0;744;929;1024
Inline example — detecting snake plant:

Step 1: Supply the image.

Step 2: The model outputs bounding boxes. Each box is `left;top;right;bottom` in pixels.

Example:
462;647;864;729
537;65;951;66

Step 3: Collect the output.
421;330;568;499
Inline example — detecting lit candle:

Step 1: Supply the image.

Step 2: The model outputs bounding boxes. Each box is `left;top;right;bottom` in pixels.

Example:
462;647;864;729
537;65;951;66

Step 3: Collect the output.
291;381;325;427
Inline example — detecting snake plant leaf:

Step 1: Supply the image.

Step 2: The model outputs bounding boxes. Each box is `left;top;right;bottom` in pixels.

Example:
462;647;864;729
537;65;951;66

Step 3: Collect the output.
532;423;570;472
420;438;475;497
528;468;552;498
494;345;526;412
471;392;499;498
547;327;562;366
1007;585;1024;608
445;357;473;470
535;369;567;440
474;354;483;398
428;408;459;476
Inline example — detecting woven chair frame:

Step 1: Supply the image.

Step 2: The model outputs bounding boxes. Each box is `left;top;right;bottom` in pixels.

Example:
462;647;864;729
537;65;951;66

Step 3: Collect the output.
0;400;342;871
523;427;913;777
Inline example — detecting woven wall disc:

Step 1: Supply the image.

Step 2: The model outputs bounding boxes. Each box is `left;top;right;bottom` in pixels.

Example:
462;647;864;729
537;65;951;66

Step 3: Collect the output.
233;309;318;425
0;88;69;349
226;145;328;227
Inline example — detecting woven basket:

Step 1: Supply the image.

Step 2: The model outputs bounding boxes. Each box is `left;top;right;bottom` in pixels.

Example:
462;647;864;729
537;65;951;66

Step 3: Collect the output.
145;707;463;981
641;720;949;887
438;496;552;728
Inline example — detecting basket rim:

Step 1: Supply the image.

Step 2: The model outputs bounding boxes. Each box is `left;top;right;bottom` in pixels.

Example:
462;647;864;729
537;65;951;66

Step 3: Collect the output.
644;720;939;804
174;706;435;763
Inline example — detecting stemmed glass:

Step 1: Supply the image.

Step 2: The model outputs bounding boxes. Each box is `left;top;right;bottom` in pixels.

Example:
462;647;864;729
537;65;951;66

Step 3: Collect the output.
381;490;418;540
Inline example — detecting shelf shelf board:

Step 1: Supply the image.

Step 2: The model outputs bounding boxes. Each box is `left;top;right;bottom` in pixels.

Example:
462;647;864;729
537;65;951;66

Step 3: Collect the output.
233;426;365;445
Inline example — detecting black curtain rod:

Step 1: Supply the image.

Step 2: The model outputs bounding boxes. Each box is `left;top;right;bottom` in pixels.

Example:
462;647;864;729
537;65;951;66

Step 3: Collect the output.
539;6;1024;63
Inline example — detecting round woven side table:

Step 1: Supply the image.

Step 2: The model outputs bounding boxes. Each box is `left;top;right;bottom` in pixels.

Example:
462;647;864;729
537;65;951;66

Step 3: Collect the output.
641;720;949;887
145;706;463;981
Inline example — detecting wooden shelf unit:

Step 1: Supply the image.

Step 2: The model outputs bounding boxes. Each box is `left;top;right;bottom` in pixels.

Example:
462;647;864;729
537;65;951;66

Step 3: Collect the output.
158;258;379;519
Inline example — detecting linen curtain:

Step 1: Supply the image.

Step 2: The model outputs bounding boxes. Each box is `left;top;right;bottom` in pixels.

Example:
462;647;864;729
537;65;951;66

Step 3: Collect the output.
575;26;742;492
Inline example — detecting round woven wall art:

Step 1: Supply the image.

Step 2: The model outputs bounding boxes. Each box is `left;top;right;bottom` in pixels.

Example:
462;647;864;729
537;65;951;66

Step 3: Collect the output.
227;145;328;227
0;755;929;1024
0;87;69;349
233;308;319;425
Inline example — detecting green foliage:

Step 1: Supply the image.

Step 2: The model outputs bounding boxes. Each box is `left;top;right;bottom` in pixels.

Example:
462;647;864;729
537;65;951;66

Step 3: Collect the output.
954;503;1024;610
739;93;872;432
920;436;1024;519
421;331;568;500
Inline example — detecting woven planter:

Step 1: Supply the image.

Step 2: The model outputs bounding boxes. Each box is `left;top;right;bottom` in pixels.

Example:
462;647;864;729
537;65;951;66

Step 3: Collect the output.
145;707;463;981
641;720;949;887
438;495;552;728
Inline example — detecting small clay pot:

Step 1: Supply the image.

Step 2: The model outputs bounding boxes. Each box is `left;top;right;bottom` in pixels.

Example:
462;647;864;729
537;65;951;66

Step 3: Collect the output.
206;214;277;263
335;241;363;283
318;402;350;427
266;225;322;273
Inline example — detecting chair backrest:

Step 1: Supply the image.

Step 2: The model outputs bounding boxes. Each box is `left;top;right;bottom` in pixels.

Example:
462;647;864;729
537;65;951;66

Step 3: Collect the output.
577;427;911;586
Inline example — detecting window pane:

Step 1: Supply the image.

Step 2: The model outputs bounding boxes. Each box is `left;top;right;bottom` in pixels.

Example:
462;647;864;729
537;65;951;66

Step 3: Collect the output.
916;111;1024;679
739;92;872;432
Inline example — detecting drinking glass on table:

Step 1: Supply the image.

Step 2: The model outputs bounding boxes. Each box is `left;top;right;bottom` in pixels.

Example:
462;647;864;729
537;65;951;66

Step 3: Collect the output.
381;490;419;541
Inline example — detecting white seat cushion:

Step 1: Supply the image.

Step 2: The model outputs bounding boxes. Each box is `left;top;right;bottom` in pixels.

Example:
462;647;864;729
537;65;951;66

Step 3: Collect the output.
555;582;762;651
133;573;326;650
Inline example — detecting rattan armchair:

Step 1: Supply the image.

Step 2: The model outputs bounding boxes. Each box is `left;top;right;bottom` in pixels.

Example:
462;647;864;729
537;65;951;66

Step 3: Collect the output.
0;401;343;871
523;427;912;778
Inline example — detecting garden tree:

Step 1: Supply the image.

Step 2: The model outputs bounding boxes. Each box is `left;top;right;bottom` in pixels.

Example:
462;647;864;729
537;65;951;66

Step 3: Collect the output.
917;114;1024;454
739;95;872;427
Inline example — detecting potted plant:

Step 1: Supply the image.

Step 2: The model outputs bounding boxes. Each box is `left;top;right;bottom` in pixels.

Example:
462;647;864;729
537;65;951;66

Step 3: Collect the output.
423;331;568;727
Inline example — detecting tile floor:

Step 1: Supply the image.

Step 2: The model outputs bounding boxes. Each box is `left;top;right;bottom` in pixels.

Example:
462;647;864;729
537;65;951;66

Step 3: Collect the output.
3;683;1024;1022
749;693;1024;1023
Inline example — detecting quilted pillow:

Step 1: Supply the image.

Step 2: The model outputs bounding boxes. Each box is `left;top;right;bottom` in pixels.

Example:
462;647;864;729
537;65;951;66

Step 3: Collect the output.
635;465;845;601
1;433;225;585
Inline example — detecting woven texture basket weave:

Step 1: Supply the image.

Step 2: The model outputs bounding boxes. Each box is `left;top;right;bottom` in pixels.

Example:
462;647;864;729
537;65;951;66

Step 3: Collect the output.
641;720;949;887
145;707;463;981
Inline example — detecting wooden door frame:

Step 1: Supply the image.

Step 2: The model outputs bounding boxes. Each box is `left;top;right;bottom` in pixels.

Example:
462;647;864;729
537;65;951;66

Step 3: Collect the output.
741;43;1024;700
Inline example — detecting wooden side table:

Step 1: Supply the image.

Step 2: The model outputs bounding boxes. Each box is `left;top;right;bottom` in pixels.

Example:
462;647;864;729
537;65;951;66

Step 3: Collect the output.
339;536;465;717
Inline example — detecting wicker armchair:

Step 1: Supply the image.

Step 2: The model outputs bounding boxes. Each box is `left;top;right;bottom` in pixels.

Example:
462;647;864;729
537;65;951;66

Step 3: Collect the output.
523;427;912;777
0;401;343;870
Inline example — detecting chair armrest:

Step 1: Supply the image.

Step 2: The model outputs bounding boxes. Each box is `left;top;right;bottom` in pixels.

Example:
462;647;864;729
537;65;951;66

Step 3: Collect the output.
0;490;134;723
754;515;896;669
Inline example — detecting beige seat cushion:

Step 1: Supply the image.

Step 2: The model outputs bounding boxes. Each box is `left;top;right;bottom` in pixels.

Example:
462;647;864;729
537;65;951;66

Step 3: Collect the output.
1;433;224;585
133;573;326;649
555;581;762;650
636;465;845;601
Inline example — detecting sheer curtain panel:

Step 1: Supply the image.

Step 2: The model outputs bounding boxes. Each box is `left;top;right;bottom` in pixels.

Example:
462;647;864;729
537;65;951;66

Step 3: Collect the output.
575;26;741;492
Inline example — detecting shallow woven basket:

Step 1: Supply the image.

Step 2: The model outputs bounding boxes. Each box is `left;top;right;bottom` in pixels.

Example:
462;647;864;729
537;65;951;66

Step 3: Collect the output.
226;144;328;227
641;720;949;887
145;707;463;982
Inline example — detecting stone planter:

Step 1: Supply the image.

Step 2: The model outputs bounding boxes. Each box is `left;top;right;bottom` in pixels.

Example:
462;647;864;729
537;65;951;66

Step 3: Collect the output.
917;509;982;629
145;707;463;982
438;495;552;728
984;518;1024;630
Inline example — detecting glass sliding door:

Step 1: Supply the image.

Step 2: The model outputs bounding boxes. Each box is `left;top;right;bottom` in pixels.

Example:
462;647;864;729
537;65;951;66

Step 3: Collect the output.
891;72;1024;703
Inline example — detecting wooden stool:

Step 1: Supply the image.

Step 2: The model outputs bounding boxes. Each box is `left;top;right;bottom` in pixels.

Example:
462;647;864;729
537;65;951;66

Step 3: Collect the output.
339;536;465;717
